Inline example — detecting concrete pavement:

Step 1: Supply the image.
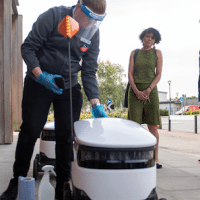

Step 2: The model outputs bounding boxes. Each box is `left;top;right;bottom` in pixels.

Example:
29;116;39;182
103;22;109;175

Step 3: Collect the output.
157;129;200;200
0;128;200;200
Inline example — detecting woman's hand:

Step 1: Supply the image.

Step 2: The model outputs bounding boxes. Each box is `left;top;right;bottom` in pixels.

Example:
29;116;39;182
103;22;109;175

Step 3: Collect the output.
136;91;148;102
140;88;151;104
143;88;151;97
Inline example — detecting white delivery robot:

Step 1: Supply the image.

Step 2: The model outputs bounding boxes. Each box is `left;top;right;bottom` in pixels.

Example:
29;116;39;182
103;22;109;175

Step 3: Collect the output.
33;122;56;179
72;118;158;200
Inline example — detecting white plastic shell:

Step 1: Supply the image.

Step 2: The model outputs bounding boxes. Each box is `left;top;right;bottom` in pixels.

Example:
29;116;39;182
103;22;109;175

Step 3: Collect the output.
72;153;156;200
74;118;157;148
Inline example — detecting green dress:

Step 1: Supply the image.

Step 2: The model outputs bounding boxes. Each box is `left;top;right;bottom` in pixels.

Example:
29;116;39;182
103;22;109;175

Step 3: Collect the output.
127;49;160;126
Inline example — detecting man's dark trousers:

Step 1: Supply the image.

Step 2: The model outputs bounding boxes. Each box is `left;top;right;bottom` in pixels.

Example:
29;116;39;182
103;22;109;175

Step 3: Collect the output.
13;76;83;189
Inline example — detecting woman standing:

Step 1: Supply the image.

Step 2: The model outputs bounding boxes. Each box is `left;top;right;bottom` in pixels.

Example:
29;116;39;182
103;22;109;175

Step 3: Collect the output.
128;28;163;169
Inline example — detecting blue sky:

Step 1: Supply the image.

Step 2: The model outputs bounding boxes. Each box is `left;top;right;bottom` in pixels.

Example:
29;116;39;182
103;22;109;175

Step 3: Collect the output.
18;0;200;99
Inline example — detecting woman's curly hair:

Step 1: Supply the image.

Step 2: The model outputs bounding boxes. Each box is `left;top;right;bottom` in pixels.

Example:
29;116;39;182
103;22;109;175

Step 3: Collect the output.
139;28;161;44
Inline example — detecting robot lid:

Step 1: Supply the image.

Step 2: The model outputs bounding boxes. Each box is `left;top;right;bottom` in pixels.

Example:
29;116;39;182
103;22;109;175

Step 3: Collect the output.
43;122;54;130
74;118;157;148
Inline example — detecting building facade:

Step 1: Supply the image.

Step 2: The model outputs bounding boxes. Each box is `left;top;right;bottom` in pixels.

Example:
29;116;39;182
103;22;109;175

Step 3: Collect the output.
158;91;181;115
158;91;167;102
158;91;198;115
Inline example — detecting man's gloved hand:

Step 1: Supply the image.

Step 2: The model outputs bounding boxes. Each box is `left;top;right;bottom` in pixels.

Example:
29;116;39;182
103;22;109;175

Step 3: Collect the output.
35;71;63;95
92;104;108;118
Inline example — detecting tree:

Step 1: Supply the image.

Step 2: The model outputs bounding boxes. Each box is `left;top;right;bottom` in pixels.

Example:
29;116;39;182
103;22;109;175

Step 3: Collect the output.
79;59;127;110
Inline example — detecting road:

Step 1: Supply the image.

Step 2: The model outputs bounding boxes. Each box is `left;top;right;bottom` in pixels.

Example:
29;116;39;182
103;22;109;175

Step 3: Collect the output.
160;115;200;133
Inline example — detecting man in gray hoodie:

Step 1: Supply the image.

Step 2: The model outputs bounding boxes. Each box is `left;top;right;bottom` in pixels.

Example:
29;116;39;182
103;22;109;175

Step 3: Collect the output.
0;0;107;199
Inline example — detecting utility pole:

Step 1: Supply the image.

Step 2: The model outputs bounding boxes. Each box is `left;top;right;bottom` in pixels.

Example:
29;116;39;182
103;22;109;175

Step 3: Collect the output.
168;80;171;115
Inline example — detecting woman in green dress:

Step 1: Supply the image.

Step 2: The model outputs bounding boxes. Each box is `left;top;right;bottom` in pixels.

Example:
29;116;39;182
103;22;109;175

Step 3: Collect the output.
128;28;163;168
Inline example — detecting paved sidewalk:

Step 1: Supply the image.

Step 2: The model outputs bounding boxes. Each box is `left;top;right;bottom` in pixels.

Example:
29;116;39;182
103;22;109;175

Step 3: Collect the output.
0;129;200;200
156;129;200;200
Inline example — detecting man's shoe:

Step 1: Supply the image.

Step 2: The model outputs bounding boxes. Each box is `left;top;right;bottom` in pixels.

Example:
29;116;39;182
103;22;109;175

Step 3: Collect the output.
0;178;18;200
55;182;72;200
63;182;72;200
156;163;162;169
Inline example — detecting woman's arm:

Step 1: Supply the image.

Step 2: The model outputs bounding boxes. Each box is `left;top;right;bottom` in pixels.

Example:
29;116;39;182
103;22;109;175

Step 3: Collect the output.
149;49;163;89
198;75;200;108
128;50;148;101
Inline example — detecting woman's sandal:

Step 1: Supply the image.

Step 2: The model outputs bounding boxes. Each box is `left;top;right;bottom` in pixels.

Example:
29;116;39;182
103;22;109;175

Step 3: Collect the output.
156;163;162;169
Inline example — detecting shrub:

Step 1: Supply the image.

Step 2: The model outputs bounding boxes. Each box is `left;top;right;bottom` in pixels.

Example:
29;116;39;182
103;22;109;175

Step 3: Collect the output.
183;110;199;115
80;113;93;120
159;109;169;116
192;110;199;115
183;111;190;115
47;114;54;122
48;108;170;122
107;112;127;118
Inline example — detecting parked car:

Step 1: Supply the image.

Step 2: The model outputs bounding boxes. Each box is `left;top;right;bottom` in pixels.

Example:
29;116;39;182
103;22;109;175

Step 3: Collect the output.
175;105;199;115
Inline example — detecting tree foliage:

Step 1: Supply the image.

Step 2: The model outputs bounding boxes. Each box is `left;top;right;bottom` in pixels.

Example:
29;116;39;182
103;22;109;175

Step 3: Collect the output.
79;59;127;110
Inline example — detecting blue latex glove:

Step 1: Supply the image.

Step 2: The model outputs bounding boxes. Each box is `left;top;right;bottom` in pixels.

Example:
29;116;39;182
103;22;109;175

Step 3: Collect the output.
92;104;108;118
35;71;63;95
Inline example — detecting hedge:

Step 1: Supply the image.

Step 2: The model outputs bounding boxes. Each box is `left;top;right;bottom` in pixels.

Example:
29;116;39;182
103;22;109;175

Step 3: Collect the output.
183;110;199;115
47;114;54;122
80;113;93;120
47;108;169;122
159;109;169;116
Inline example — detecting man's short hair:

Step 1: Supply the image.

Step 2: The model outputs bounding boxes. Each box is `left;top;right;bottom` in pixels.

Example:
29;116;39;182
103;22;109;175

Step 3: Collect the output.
79;0;106;14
